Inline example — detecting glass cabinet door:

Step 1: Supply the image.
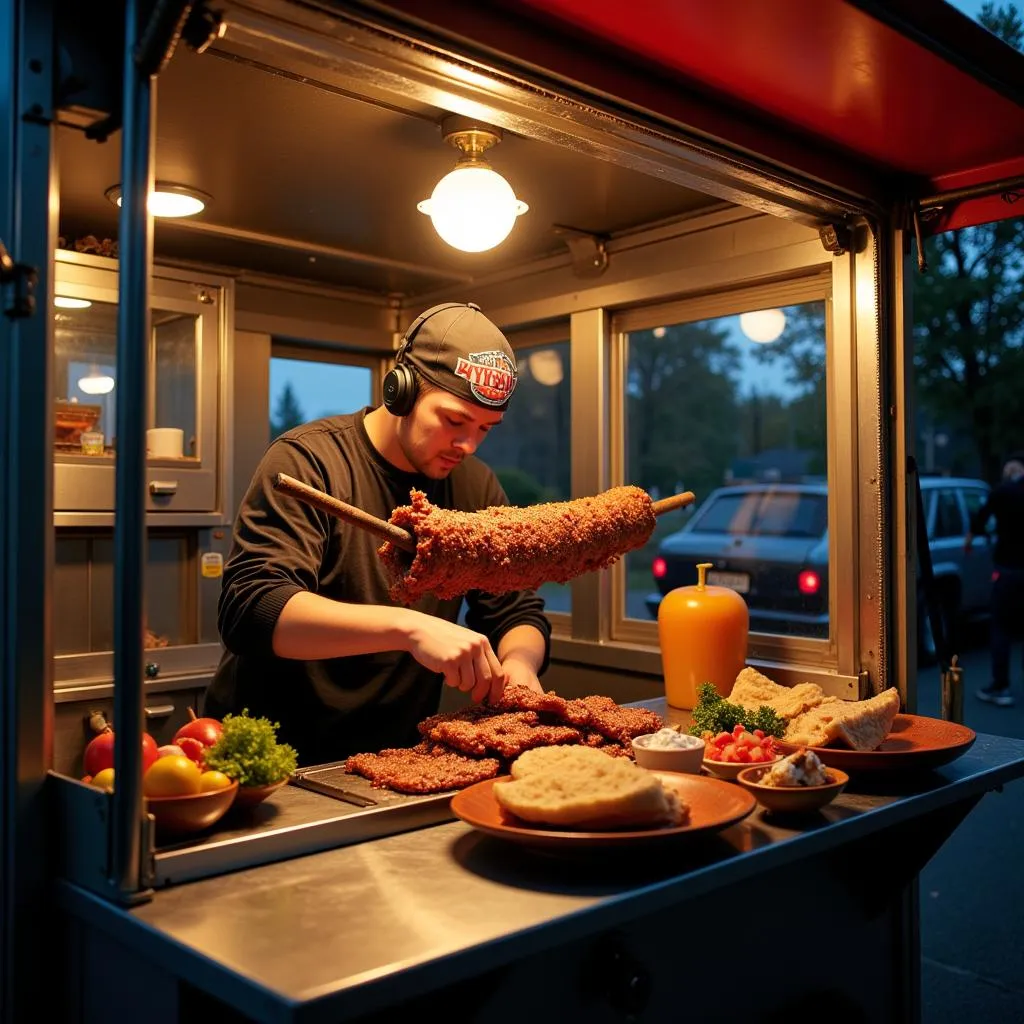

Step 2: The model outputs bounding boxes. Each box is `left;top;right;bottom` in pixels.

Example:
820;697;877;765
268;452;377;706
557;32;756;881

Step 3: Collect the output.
52;252;225;514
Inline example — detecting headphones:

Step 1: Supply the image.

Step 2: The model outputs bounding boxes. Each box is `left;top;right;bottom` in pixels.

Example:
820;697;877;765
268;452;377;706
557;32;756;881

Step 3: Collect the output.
382;302;471;417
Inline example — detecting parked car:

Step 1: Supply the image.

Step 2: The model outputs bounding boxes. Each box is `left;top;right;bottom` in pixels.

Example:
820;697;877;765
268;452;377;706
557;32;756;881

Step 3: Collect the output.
645;479;993;656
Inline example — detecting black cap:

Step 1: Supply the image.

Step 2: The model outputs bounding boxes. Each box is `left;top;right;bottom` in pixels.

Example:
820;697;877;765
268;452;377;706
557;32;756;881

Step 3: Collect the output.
400;302;518;410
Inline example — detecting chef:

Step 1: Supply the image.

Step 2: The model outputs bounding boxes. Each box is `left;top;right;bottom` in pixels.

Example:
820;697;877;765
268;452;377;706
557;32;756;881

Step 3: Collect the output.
205;302;551;765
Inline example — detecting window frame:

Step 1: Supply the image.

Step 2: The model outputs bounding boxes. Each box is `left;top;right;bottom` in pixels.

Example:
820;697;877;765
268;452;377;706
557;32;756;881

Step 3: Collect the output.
604;271;858;677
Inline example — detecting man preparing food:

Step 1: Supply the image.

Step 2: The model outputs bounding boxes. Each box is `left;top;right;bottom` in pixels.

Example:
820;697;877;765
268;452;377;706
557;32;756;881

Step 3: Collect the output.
205;302;551;766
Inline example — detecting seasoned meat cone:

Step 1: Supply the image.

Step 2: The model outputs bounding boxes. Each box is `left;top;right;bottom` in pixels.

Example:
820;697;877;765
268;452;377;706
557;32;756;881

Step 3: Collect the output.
379;485;657;604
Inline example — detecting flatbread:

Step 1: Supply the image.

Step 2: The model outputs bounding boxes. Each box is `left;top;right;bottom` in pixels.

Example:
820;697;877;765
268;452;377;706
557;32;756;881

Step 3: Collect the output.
783;688;901;750
729;666;829;721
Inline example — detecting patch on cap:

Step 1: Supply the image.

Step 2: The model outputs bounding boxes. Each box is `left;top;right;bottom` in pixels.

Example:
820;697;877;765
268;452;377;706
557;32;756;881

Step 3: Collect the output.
454;350;518;406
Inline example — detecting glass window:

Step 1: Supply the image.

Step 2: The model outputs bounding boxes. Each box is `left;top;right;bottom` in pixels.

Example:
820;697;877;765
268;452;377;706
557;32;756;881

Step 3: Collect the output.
269;355;372;441
480;340;571;614
961;487;988;521
54;299;202;460
933;489;964;538
622;299;828;636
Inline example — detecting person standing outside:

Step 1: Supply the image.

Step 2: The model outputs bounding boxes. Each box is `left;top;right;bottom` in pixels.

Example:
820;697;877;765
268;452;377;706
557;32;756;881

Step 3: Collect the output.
965;453;1024;707
205;302;551;765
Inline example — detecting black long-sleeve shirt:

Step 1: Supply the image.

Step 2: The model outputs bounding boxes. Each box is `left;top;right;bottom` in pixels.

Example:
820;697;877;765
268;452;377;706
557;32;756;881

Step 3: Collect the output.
969;476;1024;570
205;408;551;765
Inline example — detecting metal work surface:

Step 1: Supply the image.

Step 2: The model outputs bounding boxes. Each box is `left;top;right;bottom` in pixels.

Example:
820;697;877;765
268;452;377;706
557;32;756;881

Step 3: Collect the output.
152;770;456;887
59;731;1024;1024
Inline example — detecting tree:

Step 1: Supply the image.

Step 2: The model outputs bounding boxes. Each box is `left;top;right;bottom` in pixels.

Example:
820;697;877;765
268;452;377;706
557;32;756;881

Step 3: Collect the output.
270;382;306;440
737;301;829;476
626;322;740;501
913;3;1024;481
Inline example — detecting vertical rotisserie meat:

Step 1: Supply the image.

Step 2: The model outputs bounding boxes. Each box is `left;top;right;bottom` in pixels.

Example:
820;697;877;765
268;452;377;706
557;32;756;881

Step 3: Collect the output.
379;485;658;604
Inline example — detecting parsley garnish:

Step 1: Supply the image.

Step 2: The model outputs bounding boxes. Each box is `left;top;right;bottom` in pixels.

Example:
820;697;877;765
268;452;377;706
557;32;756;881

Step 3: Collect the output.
687;682;786;738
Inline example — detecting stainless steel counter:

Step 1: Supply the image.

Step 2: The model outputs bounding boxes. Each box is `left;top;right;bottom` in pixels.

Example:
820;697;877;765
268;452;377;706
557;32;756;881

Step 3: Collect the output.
57;728;1024;1024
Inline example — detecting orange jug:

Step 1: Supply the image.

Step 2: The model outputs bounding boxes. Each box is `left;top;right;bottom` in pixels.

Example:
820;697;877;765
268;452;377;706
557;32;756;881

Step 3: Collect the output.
658;562;749;709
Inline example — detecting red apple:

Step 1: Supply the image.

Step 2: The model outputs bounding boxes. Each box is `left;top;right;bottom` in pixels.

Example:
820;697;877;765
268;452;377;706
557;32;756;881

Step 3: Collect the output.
174;714;222;749
83;729;159;777
176;735;206;767
157;743;186;760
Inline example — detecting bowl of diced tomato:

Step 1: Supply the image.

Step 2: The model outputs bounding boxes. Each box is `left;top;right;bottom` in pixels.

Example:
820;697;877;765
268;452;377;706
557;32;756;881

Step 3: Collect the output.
701;725;782;781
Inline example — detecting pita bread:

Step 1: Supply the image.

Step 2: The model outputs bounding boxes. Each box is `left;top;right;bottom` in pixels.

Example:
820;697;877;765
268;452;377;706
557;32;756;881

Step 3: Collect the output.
729;666;829;721
496;746;686;828
783;688;901;750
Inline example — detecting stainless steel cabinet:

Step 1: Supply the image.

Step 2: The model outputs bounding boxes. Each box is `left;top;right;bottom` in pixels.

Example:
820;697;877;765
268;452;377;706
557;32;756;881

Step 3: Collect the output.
52;250;232;517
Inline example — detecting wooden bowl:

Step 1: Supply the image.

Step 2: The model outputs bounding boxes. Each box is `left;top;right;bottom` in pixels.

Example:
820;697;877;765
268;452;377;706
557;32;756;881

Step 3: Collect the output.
702;753;782;781
736;764;848;814
231;777;289;810
146;781;238;835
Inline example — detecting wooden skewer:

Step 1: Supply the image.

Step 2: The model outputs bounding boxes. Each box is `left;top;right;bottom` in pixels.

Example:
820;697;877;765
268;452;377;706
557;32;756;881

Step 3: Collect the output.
273;474;697;554
652;491;696;516
273;473;417;552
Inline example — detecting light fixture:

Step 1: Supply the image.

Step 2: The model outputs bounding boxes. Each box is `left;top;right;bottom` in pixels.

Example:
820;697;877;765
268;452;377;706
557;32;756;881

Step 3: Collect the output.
105;182;211;219
417;116;528;253
652;326;667;339
77;365;115;395
54;296;92;310
739;309;786;344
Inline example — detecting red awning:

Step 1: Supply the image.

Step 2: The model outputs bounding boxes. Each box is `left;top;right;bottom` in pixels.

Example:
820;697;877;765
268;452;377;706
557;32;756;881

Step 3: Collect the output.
383;0;1024;229
512;0;1024;230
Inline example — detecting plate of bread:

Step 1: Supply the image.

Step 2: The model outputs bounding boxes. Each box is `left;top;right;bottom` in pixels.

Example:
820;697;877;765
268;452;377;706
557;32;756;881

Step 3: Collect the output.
450;745;755;849
729;668;976;772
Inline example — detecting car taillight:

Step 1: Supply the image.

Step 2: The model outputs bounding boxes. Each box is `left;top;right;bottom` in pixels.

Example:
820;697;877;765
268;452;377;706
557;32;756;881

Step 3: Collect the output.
652;557;667;580
797;570;821;595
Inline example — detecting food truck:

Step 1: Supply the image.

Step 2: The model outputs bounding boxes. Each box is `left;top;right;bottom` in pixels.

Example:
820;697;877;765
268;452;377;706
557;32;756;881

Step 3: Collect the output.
3;0;1024;1020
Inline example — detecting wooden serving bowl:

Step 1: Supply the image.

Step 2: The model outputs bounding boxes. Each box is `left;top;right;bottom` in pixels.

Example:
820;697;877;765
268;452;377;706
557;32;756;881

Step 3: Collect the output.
231;776;289;811
146;781;238;835
702;753;782;781
736;764;848;814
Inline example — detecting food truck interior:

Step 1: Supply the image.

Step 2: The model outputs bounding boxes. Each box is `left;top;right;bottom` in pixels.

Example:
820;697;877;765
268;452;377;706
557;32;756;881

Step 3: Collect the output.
3;1;1024;1021
48;1;903;781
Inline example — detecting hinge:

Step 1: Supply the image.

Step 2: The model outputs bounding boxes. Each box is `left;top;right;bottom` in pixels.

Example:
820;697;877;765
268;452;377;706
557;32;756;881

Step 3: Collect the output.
0;238;39;319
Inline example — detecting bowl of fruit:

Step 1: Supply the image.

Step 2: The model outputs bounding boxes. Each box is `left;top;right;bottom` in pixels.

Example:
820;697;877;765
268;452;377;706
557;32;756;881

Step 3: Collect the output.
701;725;782;780
82;709;239;836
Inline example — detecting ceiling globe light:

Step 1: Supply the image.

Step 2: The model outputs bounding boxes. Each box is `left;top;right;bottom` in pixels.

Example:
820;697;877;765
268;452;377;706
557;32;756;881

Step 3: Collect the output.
54;296;92;310
739;308;786;344
417;118;528;253
77;366;115;395
105;182;210;219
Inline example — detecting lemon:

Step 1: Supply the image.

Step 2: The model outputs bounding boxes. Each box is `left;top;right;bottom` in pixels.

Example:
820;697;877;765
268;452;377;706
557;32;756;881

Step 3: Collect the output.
91;767;115;790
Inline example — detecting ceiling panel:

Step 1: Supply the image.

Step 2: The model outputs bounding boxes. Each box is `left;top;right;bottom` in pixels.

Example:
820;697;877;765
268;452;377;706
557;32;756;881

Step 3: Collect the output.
57;46;719;299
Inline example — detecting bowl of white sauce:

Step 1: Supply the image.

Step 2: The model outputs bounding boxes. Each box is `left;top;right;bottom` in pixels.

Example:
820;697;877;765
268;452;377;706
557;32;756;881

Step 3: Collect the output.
632;728;706;774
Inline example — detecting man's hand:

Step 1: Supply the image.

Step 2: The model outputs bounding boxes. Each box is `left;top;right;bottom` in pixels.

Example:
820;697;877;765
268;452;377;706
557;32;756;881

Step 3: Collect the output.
404;613;506;705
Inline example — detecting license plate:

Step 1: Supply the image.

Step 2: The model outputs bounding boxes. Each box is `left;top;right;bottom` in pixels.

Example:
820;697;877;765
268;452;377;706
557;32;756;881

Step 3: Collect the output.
706;570;750;594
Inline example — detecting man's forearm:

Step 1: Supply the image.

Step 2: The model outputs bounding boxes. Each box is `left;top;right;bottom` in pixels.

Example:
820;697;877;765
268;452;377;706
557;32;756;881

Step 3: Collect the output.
496;624;547;673
272;590;417;660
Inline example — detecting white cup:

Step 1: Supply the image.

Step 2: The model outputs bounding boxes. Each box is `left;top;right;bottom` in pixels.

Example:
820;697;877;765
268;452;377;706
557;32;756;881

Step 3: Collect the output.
147;427;184;459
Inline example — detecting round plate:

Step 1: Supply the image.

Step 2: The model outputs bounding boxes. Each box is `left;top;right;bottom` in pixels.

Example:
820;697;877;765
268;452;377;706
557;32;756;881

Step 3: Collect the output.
774;714;976;772
450;771;756;849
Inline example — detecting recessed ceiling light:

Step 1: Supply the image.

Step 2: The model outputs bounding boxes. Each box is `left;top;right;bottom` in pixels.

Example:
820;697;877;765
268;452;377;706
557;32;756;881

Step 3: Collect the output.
54;296;92;309
104;182;211;219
